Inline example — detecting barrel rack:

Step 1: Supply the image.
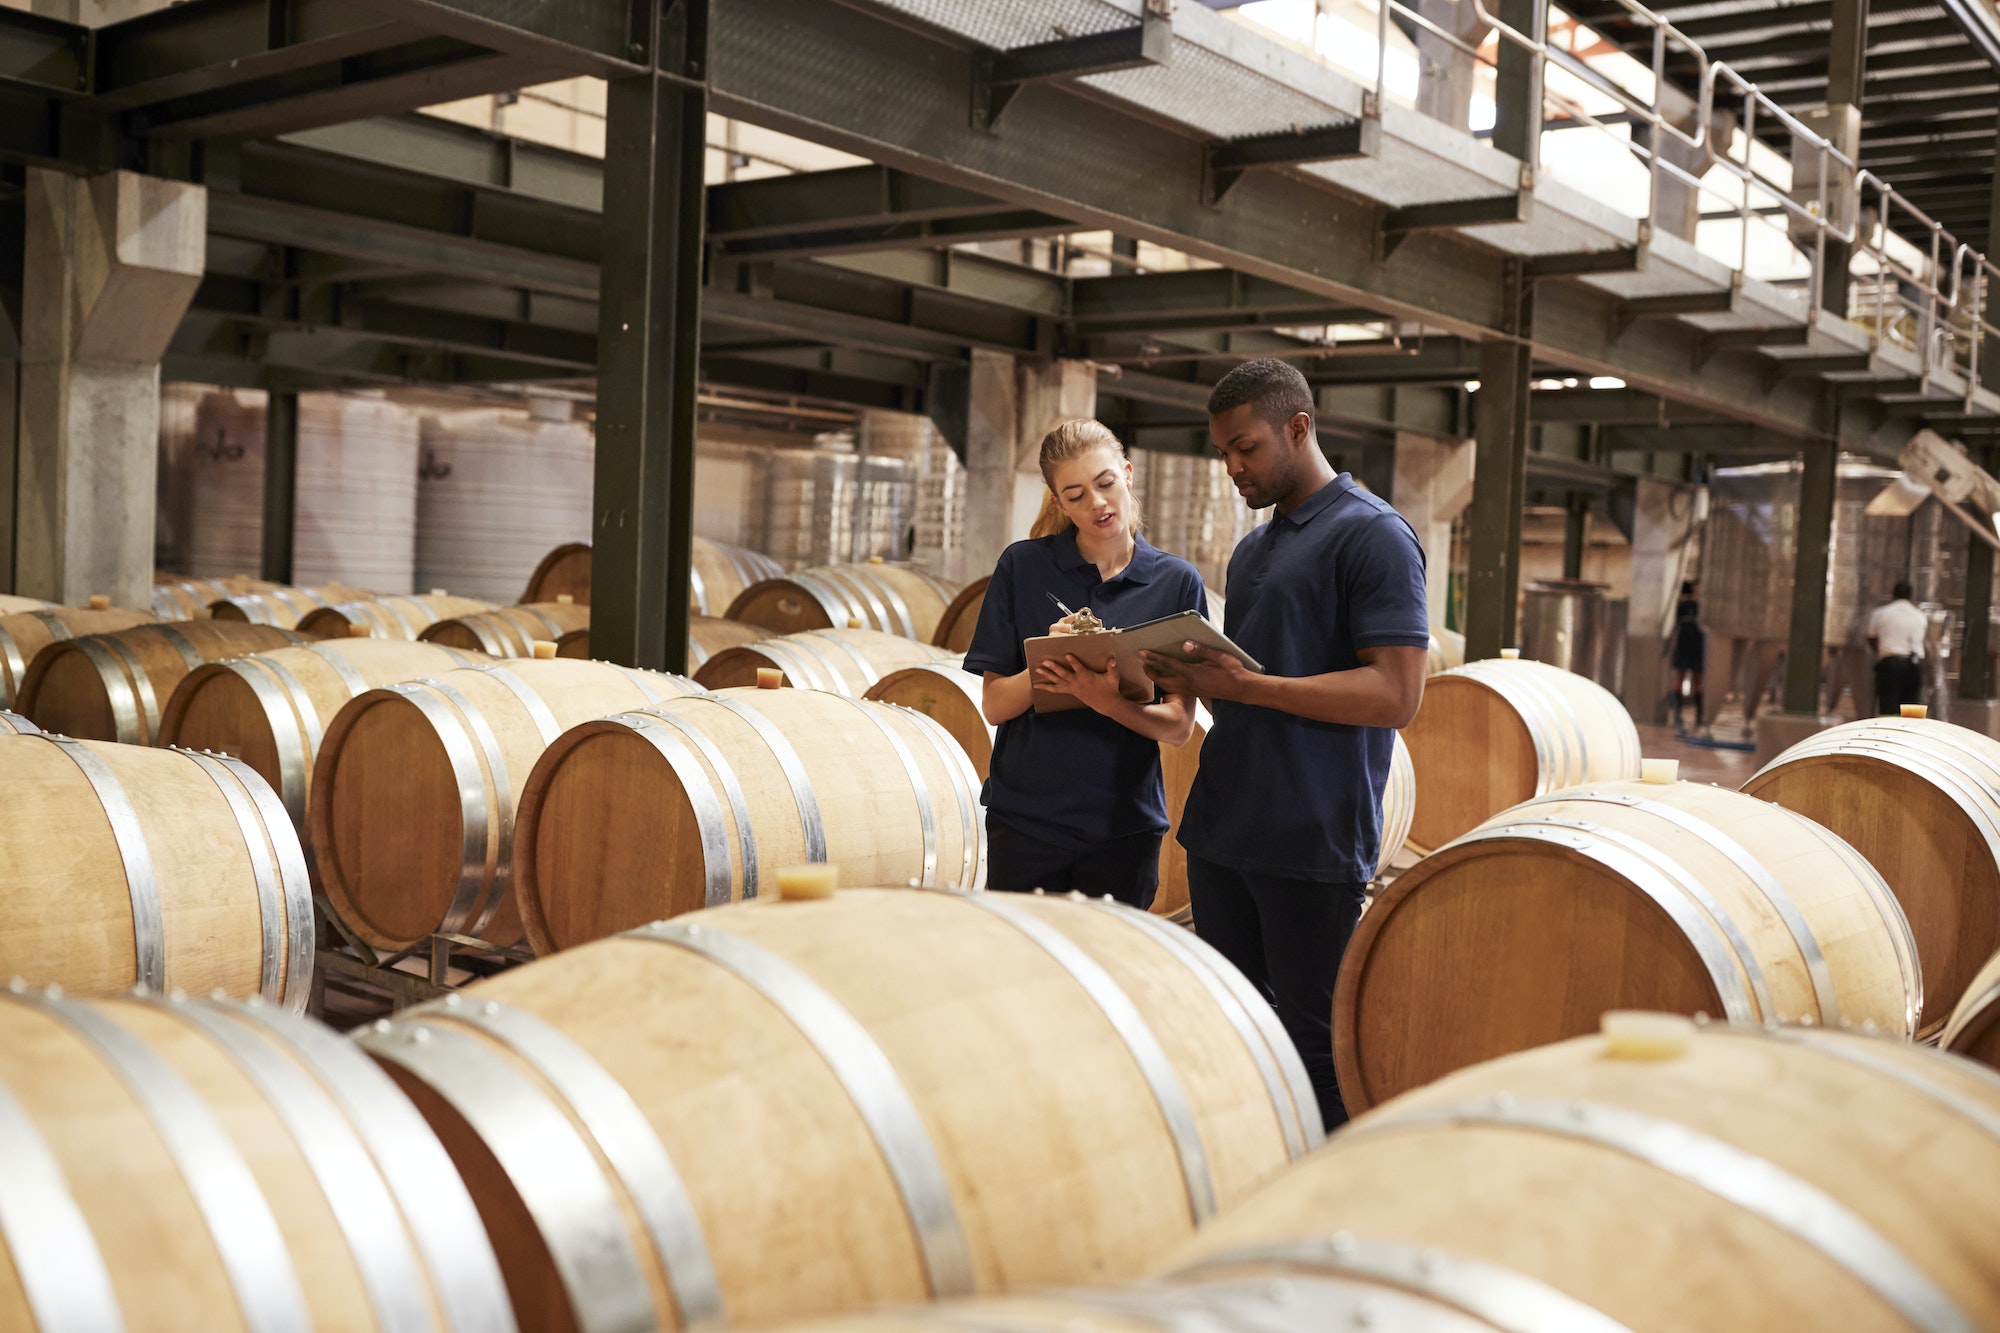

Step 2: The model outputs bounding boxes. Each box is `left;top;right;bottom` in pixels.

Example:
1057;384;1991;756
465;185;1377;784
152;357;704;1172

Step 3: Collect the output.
309;896;532;1023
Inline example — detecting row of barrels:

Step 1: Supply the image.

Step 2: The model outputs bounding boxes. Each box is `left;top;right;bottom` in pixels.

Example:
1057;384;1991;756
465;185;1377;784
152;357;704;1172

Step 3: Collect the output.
11;889;2000;1332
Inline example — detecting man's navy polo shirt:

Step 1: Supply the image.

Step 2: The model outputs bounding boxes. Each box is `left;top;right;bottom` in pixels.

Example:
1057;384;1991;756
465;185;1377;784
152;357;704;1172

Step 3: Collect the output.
1179;474;1429;882
963;529;1207;848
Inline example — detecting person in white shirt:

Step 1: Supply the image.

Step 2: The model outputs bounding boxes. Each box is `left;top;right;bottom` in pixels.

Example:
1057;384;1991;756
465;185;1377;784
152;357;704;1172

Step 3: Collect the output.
1866;580;1929;714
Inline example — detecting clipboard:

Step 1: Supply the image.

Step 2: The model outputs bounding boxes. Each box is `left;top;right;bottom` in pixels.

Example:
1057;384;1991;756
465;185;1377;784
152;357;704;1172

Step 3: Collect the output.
1025;610;1264;713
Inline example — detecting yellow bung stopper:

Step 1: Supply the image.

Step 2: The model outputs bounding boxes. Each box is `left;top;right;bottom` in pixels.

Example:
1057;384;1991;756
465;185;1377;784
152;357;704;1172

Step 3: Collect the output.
430;587;448;597
1901;704;1928;719
1499;647;1521;660
1640;757;1679;784
88;594;109;610
756;667;785;690
1602;1010;1694;1060
556;593;575;605
348;623;372;638
847;617;864;630
868;556;884;565
776;864;838;900
532;640;558;659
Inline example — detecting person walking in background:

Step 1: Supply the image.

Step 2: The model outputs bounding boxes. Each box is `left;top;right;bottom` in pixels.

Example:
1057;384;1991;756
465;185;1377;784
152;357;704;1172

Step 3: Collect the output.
961;419;1205;908
1867;579;1928;715
1139;359;1428;1131
1669;579;1704;732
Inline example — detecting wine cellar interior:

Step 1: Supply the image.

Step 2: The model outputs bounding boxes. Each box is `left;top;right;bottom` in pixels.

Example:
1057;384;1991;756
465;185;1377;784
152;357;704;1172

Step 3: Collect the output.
9;0;2000;1328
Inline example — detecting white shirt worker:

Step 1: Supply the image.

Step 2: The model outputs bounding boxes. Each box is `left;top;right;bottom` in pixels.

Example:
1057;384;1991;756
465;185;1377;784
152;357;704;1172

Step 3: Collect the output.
1866;598;1929;660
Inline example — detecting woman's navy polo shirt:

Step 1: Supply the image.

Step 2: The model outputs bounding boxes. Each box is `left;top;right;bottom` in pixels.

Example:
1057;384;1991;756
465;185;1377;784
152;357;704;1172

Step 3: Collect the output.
1178;474;1430;883
962;529;1207;849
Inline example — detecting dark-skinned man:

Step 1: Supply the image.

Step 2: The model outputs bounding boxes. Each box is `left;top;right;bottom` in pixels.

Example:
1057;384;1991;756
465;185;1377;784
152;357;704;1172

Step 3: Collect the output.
1140;359;1429;1131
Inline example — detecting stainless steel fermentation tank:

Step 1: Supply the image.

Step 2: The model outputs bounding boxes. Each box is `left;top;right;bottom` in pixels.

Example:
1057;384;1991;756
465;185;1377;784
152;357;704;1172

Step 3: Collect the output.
1520;579;1613;681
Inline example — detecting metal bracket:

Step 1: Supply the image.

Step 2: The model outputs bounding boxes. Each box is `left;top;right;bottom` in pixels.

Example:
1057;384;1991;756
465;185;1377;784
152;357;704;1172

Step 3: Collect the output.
1696;323;1812;368
1615;285;1738;336
1524;231;1650;280
1377;192;1532;261
972;3;1173;132
1201;119;1381;207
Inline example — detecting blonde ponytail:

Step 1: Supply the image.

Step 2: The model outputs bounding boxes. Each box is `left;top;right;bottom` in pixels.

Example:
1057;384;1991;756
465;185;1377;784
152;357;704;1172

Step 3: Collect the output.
1029;489;1072;538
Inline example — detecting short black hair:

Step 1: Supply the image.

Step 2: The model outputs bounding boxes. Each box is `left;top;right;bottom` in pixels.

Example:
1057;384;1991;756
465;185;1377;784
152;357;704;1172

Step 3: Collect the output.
1894;579;1914;601
1208;358;1313;435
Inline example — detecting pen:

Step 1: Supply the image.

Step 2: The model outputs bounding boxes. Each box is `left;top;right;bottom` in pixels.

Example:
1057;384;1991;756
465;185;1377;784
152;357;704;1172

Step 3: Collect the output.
1047;592;1077;617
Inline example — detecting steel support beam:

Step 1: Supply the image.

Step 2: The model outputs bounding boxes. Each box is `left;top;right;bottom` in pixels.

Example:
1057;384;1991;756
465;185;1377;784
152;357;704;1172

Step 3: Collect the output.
1203;121;1378;205
1783;442;1838;714
261;389;298;583
592;0;705;673
1491;0;1547;165
1984;114;2000;384
1965;477;1995;700
1466;263;1533;659
973;4;1172;130
1822;0;1868;315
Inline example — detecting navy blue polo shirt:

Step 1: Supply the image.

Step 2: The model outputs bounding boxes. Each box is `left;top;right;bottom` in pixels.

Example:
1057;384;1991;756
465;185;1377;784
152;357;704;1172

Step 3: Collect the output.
963;530;1207;848
1179;474;1429;882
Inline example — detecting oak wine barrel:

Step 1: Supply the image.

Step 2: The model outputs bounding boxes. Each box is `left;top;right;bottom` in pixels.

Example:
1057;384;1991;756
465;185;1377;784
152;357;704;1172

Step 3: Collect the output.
521;537;785;613
0;731;312;1004
514;686;985;951
555;615;774;667
1743;715;2000;1037
152;574;273;620
0;605;158;707
309;657;703;952
728;562;960;642
158;638;492;830
931;576;989;651
1402;657;1641;851
865;659;990;775
1333;778;1921;1112
0;593;53;614
17;621;304;745
1171;1015;2000;1333
0;708;40;734
208;584;373;632
357;886;1322;1330
418;601;591;657
694;627;952;696
1426;625;1465;675
1943;947;2000;1073
297;593;496;641
0;989;515;1332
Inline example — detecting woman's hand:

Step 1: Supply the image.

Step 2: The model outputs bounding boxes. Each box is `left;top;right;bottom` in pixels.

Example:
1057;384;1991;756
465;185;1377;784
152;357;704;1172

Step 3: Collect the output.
1036;653;1127;713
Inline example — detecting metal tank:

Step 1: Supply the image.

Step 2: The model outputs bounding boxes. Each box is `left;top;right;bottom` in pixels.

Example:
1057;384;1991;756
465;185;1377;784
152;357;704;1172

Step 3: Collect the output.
1700;458;1912;646
1521;579;1612;680
747;446;915;569
415;399;593;602
1128;448;1269;595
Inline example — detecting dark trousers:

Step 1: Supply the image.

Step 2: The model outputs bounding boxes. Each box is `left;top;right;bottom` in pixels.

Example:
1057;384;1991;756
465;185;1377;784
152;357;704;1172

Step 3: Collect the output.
986;819;1163;911
1186;855;1367;1132
1875;654;1922;715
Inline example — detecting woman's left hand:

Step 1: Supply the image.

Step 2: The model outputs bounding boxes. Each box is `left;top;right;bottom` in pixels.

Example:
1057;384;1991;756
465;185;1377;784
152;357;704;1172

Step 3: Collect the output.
1036;653;1127;713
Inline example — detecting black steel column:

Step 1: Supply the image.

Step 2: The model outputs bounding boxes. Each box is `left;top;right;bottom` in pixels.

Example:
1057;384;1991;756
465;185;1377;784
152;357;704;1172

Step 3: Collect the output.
1491;0;1546;165
1782;444;1837;714
260;388;297;584
1981;114;2000;390
1965;448;1996;701
1466;262;1533;660
1821;0;1867;315
1561;492;1587;580
592;0;707;672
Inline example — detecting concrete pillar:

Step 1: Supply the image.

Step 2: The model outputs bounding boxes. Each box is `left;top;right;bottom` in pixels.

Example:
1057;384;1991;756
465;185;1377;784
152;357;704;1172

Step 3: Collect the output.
1391;430;1473;630
17;170;204;609
962;354;1096;581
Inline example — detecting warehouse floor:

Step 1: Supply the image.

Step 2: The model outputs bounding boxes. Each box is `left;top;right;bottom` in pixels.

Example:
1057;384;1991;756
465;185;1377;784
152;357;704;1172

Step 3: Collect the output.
1634;722;1760;788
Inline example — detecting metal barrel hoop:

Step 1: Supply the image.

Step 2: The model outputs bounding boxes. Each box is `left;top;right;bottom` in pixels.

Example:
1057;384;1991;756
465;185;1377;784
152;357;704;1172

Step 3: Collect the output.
199;750;315;1011
0;1071;124;1332
825;695;937;887
379;682;499;940
885;704;983;890
75;634;150;744
802;629;884;689
42;734;167;993
609;712;737;909
625;706;759;903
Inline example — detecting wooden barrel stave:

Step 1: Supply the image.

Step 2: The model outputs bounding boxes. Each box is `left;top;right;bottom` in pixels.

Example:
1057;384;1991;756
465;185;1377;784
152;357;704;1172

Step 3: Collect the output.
0;606;158;707
1743;716;2000;1037
297;593;495;641
1170;1020;2000;1333
696;627;952;696
865;660;991;778
514;686;986;951
0;990;515;1332
419;602;590;657
0;733;312;1004
728;564;960;643
309;658;703;952
18;621;303;745
1334;778;1919;1113
1403;658;1641;852
356;887;1319;1330
1943;947;2000;1071
159;638;492;830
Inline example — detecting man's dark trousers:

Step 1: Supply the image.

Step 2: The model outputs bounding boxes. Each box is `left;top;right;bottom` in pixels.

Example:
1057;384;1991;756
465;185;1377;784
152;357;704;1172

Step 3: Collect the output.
1186;855;1367;1130
1874;654;1921;715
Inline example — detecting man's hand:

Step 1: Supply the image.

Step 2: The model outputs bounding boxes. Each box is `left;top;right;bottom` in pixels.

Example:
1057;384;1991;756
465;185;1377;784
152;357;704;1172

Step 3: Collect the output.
1139;641;1255;702
1035;652;1128;713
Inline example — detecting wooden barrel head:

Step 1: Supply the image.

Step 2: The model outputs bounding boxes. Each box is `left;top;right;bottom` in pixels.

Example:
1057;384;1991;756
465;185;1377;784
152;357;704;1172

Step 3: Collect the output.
18;642;123;741
1401;673;1539;850
1743;721;2000;1037
1943;948;2000;1072
160;664;279;778
313;692;470;950
521;542;592;605
726;579;839;634
866;664;991;779
554;627;590;659
932;577;990;651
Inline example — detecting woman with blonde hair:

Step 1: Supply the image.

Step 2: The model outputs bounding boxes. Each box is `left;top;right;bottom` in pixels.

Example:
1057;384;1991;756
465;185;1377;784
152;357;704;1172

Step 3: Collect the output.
960;419;1207;907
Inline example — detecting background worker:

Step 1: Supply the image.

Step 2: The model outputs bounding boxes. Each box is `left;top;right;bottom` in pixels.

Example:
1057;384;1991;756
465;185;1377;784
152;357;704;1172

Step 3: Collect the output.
1669;579;1705;731
962;419;1206;908
1140;359;1428;1130
1866;579;1928;714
